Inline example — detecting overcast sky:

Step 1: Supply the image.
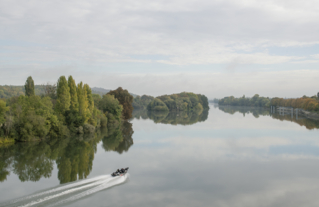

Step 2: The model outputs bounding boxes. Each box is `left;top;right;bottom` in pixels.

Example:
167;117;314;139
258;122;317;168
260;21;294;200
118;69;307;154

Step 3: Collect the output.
1;0;319;98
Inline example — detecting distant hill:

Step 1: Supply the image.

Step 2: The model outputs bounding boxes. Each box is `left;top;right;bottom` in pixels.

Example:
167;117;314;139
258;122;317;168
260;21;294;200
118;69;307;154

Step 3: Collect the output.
0;85;46;99
91;87;111;97
92;87;138;97
0;85;138;99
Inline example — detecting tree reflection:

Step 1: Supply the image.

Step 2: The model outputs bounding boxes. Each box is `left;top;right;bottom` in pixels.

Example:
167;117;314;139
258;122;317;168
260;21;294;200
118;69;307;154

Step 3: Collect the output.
57;140;95;184
0;124;133;184
271;113;319;130
218;105;319;130
102;121;134;154
13;142;54;182
132;109;209;125
218;105;270;118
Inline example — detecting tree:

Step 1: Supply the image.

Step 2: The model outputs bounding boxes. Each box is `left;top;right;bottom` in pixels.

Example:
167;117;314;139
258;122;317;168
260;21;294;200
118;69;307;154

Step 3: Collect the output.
0;100;8;124
107;87;133;119
84;84;94;113
147;98;169;111
77;82;89;123
44;83;57;99
56;76;71;115
68;76;78;111
24;76;35;96
100;94;122;119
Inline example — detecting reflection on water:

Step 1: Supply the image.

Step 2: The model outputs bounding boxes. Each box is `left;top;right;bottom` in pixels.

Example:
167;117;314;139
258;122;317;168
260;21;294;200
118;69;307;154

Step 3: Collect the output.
2;105;319;207
0;121;134;184
102;121;134;154
217;105;319;130
132;109;209;125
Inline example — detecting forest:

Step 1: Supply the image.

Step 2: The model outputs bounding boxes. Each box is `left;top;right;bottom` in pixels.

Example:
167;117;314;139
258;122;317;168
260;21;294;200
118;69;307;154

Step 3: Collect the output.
132;95;154;109
0;76;133;144
271;96;319;112
218;94;319;113
218;94;271;107
147;92;209;112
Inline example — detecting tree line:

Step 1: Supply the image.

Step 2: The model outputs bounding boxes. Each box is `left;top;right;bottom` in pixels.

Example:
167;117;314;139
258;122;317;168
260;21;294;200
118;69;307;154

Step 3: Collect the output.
271;96;319;111
218;93;319;112
218;94;271;107
0;76;133;143
132;95;155;109
147;92;209;112
0;84;117;100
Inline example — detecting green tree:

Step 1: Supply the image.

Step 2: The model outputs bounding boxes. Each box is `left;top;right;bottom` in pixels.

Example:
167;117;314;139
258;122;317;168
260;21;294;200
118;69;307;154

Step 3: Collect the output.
99;94;123;125
92;94;101;109
68;76;78;111
0;100;8;124
107;87;133;119
12;96;62;141
56;76;71;115
84;84;94;113
77;82;89;123
147;98;169;111
24;76;35;97
44;83;57;99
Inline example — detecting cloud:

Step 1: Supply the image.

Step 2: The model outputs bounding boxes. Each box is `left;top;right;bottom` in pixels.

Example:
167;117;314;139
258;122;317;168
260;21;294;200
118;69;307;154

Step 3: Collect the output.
1;0;319;98
1;0;319;66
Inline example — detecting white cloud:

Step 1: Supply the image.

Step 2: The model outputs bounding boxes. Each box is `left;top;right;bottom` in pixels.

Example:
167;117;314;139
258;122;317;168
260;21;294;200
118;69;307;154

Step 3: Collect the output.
1;0;319;66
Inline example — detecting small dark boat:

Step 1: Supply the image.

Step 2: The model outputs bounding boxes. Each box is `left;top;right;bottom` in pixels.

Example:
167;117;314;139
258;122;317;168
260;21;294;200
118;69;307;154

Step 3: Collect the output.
111;167;129;177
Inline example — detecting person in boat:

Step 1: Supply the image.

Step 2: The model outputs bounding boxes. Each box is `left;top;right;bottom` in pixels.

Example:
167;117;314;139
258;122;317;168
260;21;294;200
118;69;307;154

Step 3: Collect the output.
121;168;125;173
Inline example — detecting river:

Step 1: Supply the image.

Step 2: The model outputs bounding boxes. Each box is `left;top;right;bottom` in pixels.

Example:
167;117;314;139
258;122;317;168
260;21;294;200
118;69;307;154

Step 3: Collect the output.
1;104;319;207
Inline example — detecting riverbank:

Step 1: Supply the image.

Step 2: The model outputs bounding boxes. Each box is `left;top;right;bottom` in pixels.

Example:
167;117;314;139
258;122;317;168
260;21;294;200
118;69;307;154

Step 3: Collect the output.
0;137;15;145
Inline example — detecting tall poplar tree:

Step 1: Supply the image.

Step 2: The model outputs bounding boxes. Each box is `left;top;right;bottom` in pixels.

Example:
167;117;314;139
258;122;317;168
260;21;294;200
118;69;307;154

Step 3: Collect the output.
56;76;71;114
68;76;78;111
24;76;35;96
77;82;89;122
84;84;94;113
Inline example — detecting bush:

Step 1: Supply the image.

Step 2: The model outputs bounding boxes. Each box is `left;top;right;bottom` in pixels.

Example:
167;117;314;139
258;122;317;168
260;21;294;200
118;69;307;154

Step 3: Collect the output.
83;123;95;134
77;126;83;134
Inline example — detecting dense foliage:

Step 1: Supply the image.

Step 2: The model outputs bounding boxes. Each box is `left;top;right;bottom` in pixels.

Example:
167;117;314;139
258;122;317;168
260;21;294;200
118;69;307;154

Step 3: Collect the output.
0;86;25;99
99;94;123;127
271;97;319;111
107;87;133;119
147;92;209;112
0;85;53;99
0;85;112;100
218;94;271;107
133;95;154;109
0;76;125;142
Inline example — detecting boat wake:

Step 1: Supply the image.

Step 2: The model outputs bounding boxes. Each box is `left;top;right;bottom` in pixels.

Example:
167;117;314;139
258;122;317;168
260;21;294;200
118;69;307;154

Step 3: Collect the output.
1;174;129;207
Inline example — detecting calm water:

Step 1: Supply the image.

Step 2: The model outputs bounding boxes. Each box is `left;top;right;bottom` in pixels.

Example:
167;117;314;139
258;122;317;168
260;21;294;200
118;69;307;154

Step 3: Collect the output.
1;104;319;207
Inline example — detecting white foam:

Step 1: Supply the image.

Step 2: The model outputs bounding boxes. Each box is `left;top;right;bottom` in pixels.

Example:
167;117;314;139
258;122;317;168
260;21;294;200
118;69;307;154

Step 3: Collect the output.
1;174;128;207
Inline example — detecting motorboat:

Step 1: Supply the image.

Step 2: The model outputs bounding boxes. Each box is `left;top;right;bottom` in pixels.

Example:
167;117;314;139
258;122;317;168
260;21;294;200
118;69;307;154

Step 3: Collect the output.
111;167;129;177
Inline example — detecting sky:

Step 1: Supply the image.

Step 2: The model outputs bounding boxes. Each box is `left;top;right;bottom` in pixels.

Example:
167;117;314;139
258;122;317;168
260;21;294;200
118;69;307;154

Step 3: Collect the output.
0;0;319;99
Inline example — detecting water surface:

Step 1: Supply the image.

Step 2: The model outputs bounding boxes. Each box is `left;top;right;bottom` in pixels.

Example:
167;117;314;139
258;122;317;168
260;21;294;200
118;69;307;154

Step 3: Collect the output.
1;105;319;207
